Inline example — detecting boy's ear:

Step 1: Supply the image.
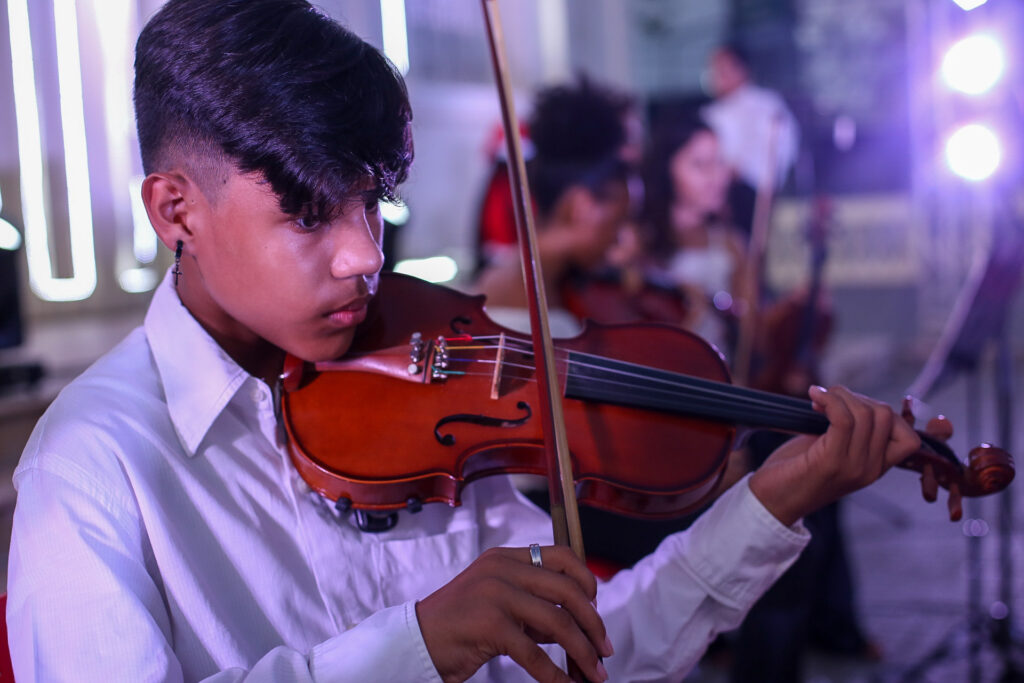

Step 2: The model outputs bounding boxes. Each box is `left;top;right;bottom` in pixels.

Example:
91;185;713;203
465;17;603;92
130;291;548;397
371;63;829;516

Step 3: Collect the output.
141;172;202;252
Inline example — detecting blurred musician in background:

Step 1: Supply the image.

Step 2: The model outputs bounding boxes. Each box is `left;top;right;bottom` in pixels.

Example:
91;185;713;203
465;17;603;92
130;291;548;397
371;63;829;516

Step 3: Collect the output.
641;114;751;358
703;43;799;237
472;77;636;336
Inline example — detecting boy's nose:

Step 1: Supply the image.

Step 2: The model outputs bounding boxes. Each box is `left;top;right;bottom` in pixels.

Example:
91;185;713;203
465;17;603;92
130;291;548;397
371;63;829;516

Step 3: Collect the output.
330;219;384;279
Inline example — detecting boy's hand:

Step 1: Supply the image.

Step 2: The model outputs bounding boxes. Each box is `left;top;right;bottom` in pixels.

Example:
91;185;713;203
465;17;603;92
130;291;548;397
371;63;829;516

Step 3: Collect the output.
750;385;922;527
416;545;612;683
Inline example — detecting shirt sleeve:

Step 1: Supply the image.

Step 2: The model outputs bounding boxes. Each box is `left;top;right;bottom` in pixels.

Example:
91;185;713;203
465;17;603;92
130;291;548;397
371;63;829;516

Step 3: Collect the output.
598;473;810;681
7;466;442;683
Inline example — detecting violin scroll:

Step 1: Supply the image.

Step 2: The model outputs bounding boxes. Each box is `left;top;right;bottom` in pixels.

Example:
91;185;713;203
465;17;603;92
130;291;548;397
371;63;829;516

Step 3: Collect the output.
900;396;1015;521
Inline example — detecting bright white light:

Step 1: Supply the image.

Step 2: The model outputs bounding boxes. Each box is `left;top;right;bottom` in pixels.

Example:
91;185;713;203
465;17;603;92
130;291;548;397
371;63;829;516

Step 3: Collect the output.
94;0;156;291
952;0;988;10
945;124;1001;181
0;221;21;251
380;0;409;75
117;267;159;294
942;34;1005;95
129;176;158;263
393;256;459;283
0;187;22;251
10;0;97;301
380;200;410;226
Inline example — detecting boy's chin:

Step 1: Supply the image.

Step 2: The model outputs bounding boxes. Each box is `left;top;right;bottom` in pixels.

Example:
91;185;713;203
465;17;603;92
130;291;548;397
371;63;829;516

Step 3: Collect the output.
290;332;357;363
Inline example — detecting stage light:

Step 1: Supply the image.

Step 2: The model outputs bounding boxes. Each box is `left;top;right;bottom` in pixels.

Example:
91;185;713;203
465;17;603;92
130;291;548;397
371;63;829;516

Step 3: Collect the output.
951;0;988;10
380;0;409;75
380;200;411;226
0;187;22;251
9;0;97;301
941;34;1005;95
0;220;21;251
945;123;1001;181
394;256;459;283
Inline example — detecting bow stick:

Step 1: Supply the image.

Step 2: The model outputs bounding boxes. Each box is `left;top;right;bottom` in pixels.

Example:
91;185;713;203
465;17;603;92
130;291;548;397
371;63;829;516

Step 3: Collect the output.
480;2;590;679
479;0;585;560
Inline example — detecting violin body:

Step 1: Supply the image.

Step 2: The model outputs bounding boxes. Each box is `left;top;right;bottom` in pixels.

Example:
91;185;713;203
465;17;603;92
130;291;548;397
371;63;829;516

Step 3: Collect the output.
561;267;689;328
280;274;1014;522
751;289;833;396
281;272;733;519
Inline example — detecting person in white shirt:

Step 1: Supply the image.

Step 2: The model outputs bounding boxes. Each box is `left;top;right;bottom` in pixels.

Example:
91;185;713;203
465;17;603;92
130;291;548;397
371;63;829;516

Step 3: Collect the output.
702;43;799;235
7;2;921;682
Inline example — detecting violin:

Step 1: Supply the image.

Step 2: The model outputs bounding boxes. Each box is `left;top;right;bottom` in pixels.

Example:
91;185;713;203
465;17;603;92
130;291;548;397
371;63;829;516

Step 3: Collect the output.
751;196;834;396
560;266;689;328
279;271;1014;523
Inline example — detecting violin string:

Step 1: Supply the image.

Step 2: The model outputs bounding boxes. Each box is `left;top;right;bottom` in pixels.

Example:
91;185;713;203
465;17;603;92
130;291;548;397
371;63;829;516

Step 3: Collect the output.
443;338;818;417
442;345;814;416
439;356;820;429
440;347;823;427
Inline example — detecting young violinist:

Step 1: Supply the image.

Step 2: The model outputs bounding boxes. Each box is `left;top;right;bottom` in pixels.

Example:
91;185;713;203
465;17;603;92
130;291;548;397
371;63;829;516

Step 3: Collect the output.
7;2;922;682
472;78;642;335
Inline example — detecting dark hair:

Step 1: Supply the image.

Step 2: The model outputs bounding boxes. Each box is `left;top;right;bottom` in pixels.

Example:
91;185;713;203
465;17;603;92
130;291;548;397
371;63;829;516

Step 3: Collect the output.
134;0;413;219
643;114;715;253
526;76;630;217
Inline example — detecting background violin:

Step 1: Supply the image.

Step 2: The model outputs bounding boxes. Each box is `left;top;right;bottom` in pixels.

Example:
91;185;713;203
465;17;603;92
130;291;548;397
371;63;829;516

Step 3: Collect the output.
750;195;834;396
560;265;690;327
279;272;1014;523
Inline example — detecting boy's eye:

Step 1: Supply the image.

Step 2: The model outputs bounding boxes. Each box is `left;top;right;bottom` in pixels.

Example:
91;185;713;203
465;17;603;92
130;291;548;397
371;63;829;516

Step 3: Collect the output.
296;215;322;231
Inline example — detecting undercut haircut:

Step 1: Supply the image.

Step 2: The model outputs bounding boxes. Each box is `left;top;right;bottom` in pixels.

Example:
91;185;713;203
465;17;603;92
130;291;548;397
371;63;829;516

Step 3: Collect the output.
527;77;630;217
134;0;413;218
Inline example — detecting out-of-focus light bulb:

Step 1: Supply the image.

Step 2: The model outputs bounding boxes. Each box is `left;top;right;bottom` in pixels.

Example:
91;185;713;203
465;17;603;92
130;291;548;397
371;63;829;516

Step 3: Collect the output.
945;123;1001;181
942;34;1005;95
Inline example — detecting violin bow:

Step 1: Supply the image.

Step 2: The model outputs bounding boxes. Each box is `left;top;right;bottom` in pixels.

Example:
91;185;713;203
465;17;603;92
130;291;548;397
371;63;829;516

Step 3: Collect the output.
733;113;782;386
479;0;585;560
480;2;590;679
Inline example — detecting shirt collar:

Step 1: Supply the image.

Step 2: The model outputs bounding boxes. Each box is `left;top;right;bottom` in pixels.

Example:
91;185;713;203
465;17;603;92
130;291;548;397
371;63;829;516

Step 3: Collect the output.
145;269;251;456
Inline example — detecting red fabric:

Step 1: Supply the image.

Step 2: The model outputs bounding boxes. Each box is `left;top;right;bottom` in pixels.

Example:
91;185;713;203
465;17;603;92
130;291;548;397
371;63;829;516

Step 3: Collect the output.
0;593;13;682
479;163;519;249
586;557;624;582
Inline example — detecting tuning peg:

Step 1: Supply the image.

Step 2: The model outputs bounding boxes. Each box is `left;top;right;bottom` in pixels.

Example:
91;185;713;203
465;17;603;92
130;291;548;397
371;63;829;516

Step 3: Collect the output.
947;482;963;522
925;415;954;442
920;463;938;503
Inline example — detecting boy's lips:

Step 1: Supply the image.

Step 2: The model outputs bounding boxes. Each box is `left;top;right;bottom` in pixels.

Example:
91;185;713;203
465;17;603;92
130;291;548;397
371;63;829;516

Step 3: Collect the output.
324;296;370;326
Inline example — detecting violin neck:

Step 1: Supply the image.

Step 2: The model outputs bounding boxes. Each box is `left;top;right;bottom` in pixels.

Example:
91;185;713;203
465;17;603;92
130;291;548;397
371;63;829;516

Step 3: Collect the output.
564;352;829;436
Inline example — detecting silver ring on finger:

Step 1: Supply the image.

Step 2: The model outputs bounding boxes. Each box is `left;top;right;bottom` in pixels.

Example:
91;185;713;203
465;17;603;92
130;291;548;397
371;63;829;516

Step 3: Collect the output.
529;543;543;568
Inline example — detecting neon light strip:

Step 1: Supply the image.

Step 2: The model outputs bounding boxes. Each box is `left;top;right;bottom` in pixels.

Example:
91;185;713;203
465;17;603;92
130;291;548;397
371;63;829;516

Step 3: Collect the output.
92;0;156;292
9;0;97;301
380;0;409;75
54;0;97;299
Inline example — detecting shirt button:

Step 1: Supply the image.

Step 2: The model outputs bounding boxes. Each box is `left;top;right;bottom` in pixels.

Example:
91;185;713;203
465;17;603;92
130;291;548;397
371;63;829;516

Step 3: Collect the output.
251;386;267;403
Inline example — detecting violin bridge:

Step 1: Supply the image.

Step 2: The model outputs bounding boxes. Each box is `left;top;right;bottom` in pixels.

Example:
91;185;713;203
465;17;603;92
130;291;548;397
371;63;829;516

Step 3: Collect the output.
490;332;506;400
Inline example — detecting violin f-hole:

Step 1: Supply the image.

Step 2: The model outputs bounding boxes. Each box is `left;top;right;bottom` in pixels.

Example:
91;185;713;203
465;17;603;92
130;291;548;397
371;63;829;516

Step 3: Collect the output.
433;401;533;446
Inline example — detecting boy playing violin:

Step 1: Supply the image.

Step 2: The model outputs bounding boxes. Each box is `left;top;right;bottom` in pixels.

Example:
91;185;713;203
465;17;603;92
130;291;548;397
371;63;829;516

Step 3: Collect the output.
7;1;921;681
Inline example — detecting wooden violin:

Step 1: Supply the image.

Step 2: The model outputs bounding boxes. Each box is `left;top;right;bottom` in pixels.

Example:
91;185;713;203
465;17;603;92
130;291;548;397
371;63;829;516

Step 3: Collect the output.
279;272;1014;523
561;265;690;328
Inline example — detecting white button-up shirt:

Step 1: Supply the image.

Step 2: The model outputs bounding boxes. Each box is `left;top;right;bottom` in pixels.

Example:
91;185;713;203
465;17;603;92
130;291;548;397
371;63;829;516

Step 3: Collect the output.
8;270;809;682
703;83;799;190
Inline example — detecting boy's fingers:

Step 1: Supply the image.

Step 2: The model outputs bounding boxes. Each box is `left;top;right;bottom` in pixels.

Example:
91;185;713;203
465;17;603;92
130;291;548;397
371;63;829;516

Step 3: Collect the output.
886;409;923;466
522;545;598;602
502;627;574;683
507;560;610;658
507;593;607;682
